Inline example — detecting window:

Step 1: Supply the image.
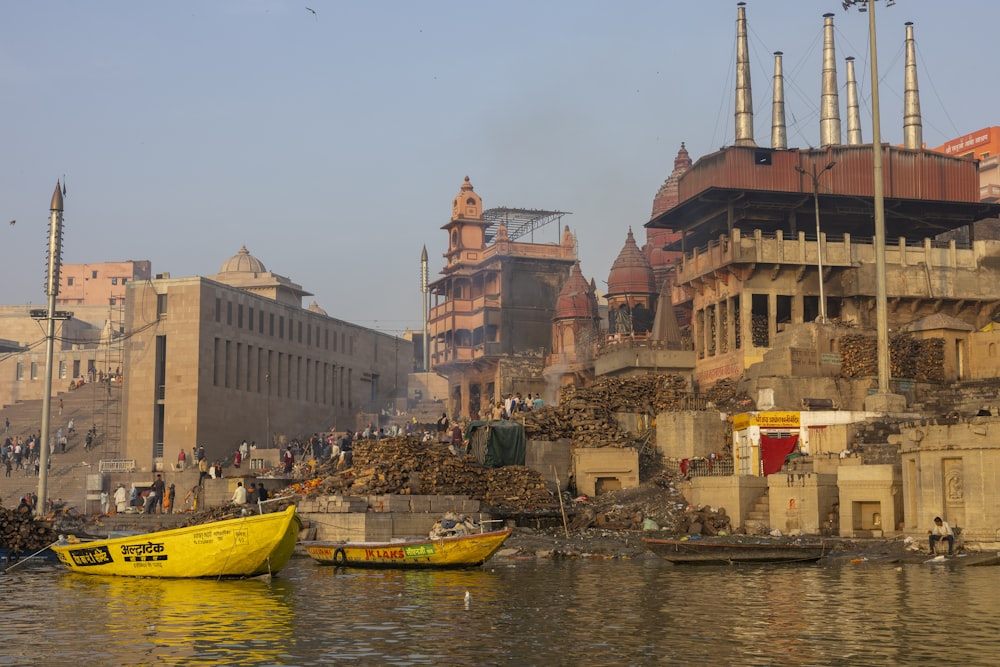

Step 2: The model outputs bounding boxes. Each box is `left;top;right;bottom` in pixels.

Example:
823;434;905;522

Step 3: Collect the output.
91;271;98;279
238;304;244;328
67;277;74;286
227;301;232;325
215;298;221;323
157;293;168;317
111;277;118;285
30;362;38;380
122;278;127;285
15;362;23;381
59;360;66;379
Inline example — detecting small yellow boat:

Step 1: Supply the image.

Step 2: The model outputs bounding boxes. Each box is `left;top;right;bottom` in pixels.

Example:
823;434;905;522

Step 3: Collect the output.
51;505;301;578
303;528;511;569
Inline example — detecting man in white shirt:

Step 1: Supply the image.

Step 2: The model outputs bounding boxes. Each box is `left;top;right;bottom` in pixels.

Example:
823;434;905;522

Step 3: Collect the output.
231;481;247;505
929;516;955;555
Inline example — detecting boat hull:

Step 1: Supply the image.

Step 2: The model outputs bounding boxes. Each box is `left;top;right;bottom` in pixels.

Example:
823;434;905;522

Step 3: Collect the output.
303;528;511;569
643;537;827;564
51;505;301;578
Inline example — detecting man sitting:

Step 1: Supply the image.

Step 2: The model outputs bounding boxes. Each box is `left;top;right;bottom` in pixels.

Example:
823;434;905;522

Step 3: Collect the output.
929;516;955;555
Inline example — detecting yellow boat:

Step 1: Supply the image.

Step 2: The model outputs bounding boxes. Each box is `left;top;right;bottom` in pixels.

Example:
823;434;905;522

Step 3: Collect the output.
51;505;301;578
303;528;511;569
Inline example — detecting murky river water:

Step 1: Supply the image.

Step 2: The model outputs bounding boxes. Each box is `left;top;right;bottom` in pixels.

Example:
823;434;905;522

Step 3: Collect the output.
1;554;997;666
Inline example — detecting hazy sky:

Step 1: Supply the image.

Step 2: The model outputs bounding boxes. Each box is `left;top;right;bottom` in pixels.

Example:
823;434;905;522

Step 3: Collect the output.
1;1;993;335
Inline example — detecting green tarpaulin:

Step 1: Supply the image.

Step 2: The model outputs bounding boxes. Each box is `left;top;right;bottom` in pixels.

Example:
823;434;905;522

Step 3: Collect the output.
466;420;526;468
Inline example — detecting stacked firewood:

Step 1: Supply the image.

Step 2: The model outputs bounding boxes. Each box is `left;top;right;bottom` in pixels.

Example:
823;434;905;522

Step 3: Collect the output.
481;466;555;510
840;333;945;383
520;375;691;447
557;374;690;413
301;436;555;511
0;502;58;555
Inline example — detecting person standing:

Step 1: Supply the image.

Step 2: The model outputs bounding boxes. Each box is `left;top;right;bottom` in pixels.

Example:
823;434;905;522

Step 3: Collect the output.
151;474;166;514
177;448;186;470
198;456;209;484
113;483;128;513
184;485;201;512
164;484;175;514
100;490;109;515
929;517;955;555
58;398;63;416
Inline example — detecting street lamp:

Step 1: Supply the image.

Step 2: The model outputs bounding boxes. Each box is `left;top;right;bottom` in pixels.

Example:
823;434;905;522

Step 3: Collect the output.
795;162;836;323
843;0;892;396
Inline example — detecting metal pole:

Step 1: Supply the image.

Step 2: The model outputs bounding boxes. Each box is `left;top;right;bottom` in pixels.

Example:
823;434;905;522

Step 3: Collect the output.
421;245;430;372
37;183;64;517
868;1;891;395
812;167;827;323
797;162;836;323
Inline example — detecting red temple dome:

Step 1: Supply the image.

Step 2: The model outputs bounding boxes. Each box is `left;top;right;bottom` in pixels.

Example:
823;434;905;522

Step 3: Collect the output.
555;262;598;320
607;229;657;296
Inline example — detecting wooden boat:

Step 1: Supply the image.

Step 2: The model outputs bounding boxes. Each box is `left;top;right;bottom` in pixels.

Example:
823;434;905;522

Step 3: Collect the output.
51;505;301;578
643;536;828;564
303;528;512;569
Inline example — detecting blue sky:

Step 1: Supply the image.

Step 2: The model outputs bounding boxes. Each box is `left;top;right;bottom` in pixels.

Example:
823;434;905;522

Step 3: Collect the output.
1;1;994;335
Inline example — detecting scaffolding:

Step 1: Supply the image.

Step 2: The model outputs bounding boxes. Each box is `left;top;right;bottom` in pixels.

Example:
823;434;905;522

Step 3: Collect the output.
483;207;570;245
90;295;124;458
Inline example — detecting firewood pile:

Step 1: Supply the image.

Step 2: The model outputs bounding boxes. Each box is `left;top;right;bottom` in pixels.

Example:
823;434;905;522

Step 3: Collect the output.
310;436;555;511
520;375;691;447
0;502;59;555
840;333;945;383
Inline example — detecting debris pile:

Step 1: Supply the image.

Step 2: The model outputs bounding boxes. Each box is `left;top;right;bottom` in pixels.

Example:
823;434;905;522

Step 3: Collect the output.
673;505;733;536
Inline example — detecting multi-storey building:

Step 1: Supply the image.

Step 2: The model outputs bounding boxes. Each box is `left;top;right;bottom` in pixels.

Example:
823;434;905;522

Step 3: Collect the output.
427;177;576;417
121;247;410;472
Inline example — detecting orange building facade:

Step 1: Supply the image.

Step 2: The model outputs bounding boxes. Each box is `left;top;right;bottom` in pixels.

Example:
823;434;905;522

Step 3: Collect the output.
428;177;576;417
57;260;152;307
934;127;1000;203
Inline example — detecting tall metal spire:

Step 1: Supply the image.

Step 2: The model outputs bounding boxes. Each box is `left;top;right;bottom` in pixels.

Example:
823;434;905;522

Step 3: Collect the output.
819;13;842;147
903;22;923;150
771;52;787;149
734;2;756;147
37;181;66;516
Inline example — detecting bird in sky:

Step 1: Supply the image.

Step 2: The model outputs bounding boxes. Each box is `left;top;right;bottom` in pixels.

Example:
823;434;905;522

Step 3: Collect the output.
8;220;14;226
305;7;317;19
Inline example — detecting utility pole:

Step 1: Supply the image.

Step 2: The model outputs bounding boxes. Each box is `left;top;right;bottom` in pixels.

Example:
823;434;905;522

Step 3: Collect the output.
795;162;836;323
421;245;430;372
844;0;893;398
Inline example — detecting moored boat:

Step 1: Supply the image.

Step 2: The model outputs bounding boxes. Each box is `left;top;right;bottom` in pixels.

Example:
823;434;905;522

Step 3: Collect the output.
51;505;301;578
643;536;828;564
303;528;512;569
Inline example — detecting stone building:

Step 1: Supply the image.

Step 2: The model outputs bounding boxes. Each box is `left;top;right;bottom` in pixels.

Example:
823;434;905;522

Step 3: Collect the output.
120;247;410;472
543;261;600;389
427;177;576;417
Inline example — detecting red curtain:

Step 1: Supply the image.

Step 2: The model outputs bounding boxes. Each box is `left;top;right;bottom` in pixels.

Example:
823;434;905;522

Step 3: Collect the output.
760;433;799;476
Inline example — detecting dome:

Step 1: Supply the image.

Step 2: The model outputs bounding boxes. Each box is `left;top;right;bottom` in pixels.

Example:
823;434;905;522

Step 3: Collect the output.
555;262;598;320
607;229;657;296
220;245;267;274
307;301;328;317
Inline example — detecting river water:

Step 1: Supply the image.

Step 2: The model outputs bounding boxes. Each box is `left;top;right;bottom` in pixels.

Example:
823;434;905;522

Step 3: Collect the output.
2;554;997;666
